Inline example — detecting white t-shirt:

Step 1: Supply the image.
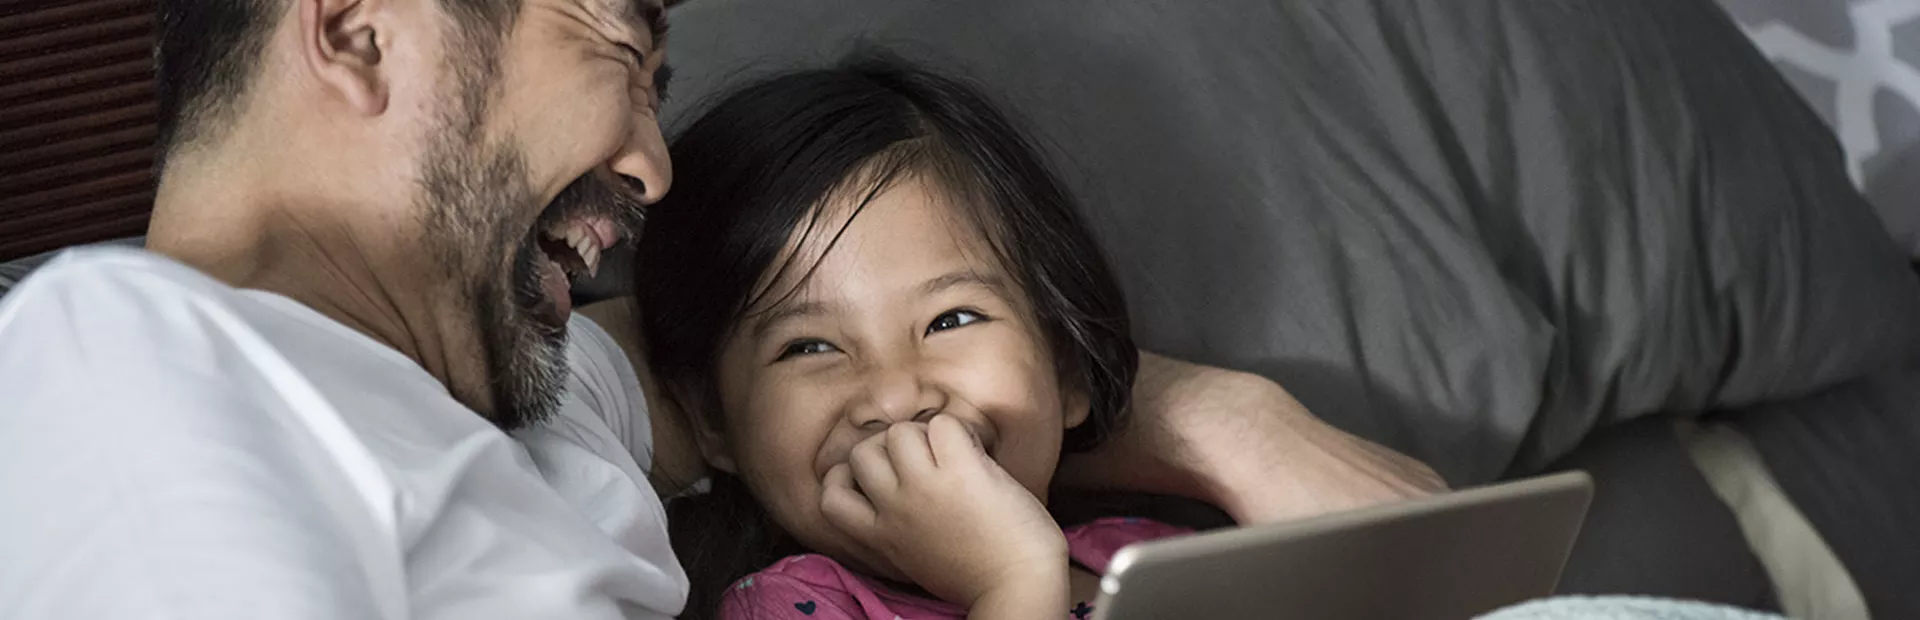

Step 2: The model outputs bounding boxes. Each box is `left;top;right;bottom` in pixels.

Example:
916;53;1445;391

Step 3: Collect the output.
0;248;688;619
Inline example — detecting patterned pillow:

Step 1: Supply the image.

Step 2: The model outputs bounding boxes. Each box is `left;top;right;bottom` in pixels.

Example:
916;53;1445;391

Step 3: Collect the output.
1718;0;1920;257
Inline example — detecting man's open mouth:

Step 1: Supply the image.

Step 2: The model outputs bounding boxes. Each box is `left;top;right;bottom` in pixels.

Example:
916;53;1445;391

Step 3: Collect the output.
530;214;621;326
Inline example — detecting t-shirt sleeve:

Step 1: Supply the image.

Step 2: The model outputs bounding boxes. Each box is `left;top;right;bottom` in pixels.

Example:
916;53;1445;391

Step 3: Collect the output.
561;313;655;473
0;256;400;619
719;573;866;620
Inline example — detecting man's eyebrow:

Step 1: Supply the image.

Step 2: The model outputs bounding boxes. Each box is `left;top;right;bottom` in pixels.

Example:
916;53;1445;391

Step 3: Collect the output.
621;2;671;98
656;63;674;101
749;300;829;340
921;270;1007;297
625;2;669;48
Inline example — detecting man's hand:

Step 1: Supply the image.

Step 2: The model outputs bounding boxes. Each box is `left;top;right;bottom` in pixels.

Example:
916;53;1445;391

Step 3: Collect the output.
819;415;1068;615
1056;353;1446;524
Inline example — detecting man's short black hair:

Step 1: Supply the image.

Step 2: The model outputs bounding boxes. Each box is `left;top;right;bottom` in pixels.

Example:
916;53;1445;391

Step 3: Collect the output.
154;0;520;170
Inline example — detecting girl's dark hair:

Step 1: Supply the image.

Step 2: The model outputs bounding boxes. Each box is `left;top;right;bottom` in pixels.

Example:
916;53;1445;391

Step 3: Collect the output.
634;53;1136;619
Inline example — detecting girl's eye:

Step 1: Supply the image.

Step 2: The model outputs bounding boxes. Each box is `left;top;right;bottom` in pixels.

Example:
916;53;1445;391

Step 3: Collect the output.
776;339;838;361
926;309;987;335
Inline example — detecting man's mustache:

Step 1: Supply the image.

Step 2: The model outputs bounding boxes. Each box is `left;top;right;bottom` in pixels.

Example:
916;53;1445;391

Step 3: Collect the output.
537;173;649;301
540;173;649;239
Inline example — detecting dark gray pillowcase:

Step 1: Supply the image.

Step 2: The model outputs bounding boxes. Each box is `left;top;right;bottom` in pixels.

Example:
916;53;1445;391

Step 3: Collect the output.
660;0;1920;483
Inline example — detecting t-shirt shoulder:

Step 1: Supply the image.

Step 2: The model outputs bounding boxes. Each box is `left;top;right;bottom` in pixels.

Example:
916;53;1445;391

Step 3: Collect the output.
0;246;440;425
4;247;242;315
0;248;412;619
559;313;654;464
0;248;688;619
1;247;427;375
0;248;263;362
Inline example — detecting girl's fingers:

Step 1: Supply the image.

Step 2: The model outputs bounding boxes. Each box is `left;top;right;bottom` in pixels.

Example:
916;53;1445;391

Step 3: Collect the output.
926;413;984;469
820;462;878;536
847;432;899;498
884;422;936;478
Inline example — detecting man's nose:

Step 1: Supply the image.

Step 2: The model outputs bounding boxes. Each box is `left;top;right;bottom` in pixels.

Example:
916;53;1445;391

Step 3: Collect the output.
608;113;673;204
846;363;946;432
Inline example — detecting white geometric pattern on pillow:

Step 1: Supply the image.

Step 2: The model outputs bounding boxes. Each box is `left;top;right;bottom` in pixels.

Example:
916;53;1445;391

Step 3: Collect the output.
1739;0;1920;185
1720;0;1920;257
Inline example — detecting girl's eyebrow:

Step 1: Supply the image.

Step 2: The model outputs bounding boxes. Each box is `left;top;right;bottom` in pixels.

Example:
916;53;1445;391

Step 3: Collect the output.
746;271;1006;339
749;300;830;340
920;270;1008;297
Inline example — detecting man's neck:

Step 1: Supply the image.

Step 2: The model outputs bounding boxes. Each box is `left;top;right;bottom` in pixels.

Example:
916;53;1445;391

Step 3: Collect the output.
148;162;479;410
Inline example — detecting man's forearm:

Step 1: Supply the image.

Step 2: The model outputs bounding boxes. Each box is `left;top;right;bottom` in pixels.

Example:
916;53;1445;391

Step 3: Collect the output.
1056;352;1445;524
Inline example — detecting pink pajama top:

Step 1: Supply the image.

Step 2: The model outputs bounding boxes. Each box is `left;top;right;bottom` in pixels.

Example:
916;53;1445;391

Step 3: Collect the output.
718;518;1188;620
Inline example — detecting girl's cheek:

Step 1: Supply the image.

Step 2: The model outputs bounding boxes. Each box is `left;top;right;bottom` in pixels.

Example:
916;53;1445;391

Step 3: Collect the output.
743;381;845;477
975;331;1056;402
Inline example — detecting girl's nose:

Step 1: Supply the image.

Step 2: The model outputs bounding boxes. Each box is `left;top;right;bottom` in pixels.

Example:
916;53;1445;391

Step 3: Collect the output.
846;364;947;431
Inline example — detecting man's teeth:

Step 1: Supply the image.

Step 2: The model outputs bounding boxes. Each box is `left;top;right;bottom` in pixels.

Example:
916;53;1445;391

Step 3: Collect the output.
544;221;603;277
569;234;594;276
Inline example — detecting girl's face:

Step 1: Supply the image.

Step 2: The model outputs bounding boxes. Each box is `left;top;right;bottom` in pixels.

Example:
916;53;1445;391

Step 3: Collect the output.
704;175;1089;579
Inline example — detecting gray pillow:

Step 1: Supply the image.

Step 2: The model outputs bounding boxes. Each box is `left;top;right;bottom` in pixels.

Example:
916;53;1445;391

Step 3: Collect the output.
1716;0;1920;258
663;0;1920;483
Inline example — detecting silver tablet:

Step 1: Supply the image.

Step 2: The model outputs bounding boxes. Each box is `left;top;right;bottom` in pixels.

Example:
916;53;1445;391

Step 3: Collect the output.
1094;471;1594;620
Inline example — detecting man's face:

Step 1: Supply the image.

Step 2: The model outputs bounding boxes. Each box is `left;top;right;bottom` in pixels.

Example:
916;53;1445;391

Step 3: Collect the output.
414;0;671;430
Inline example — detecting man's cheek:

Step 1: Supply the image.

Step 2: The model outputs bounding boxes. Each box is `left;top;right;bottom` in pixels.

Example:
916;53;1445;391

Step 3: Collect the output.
535;89;630;183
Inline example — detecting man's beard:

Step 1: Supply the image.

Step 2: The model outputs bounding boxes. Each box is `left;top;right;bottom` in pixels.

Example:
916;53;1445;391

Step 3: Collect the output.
411;72;643;431
413;113;563;431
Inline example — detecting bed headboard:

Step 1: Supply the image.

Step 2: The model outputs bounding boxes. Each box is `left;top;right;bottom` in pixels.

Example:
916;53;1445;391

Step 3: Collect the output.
0;0;157;263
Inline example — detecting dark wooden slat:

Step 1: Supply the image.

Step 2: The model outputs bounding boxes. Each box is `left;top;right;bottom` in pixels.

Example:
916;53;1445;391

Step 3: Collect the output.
0;80;150;127
0;57;150;105
0;13;148;59
0;125;155;170
0;197;151;240
0;169;152;214
0;100;152;146
0;36;148;77
0;0;160;262
0;0;150;38
0;205;151;260
0;193;152;237
0;212;153;259
0;149;150;195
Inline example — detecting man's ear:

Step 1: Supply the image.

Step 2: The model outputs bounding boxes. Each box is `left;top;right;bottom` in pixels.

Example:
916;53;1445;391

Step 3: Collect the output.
692;425;739;474
295;0;388;115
